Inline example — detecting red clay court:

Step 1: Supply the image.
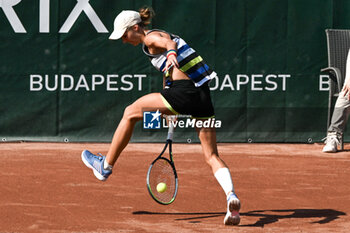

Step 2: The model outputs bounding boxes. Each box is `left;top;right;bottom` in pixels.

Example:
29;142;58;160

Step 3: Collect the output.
1;142;350;232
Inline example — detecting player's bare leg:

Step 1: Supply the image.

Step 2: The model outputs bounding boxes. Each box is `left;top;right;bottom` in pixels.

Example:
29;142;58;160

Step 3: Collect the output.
197;126;241;225
82;93;172;181
196;127;226;173
106;93;172;165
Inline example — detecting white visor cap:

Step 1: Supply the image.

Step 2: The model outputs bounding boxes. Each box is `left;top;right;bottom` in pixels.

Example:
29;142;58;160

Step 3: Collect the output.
109;10;142;40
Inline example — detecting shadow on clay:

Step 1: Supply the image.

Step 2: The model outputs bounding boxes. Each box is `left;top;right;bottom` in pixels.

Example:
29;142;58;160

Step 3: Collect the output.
133;209;346;227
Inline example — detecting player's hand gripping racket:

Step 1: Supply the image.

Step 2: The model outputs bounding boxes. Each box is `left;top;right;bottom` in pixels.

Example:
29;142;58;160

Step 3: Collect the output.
146;116;178;205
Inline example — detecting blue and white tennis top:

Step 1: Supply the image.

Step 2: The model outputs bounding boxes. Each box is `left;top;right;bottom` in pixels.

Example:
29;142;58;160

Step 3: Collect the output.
142;29;217;87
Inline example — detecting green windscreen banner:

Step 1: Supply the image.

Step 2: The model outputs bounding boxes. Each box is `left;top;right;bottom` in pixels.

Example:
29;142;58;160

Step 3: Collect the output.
0;0;349;143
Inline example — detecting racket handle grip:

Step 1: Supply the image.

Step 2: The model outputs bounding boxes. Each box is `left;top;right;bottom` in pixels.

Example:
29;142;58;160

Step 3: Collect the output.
167;116;175;140
167;133;173;141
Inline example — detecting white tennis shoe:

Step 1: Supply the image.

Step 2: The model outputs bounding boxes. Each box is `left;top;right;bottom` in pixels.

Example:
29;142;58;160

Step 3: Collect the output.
224;192;241;225
322;132;341;153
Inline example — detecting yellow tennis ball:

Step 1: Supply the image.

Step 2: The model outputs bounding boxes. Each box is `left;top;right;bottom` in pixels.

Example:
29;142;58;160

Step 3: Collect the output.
156;182;167;193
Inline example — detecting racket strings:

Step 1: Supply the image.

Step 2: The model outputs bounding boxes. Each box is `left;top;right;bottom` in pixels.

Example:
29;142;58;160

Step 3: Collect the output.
149;159;176;203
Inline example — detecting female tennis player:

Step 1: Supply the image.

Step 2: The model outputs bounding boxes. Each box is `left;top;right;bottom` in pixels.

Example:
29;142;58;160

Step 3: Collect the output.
81;7;241;225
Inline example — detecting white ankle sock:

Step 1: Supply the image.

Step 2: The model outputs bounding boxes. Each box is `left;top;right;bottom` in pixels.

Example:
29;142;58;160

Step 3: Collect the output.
103;159;113;170
214;167;235;196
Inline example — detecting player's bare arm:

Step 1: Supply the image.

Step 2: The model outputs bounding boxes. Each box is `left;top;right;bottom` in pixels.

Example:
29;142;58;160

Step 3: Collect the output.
144;31;179;69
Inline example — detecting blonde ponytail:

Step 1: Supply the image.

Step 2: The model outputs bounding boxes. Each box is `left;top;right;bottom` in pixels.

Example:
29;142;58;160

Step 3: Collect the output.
139;7;155;27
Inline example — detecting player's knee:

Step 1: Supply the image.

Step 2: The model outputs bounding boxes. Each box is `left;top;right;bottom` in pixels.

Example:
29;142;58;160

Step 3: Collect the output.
123;105;142;122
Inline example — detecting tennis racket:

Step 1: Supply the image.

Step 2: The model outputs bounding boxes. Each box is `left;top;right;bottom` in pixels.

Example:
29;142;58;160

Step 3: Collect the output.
146;117;178;205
